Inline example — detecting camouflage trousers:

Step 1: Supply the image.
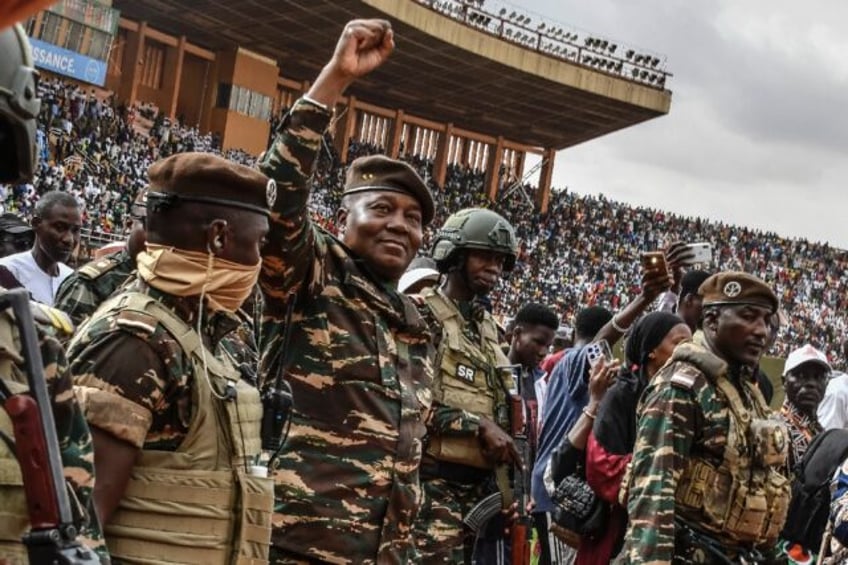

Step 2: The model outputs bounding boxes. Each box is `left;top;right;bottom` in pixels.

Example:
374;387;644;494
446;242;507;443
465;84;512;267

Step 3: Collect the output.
414;477;481;564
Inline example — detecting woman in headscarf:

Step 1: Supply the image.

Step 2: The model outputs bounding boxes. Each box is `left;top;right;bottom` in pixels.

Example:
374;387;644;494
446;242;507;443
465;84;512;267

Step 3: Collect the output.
580;312;691;564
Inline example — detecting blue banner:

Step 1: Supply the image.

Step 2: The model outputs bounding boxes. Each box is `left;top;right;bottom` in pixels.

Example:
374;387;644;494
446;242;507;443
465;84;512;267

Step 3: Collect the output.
29;38;107;86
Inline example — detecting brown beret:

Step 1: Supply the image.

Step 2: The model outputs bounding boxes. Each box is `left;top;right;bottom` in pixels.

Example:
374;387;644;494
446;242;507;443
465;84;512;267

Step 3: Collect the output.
698;271;778;312
147;152;274;216
344;155;435;225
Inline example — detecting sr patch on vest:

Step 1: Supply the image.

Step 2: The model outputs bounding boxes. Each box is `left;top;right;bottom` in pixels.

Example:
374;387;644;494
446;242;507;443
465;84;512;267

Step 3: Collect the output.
457;364;476;383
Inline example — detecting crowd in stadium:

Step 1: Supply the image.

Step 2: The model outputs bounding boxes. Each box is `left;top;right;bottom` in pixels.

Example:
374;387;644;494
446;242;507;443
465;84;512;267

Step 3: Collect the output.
6;12;848;565
5;76;843;365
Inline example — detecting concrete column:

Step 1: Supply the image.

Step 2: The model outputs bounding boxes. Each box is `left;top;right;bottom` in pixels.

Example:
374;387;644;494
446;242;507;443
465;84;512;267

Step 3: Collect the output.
199;53;219;133
118;20;147;104
485;136;505;201
537;147;557;213
433;122;454;188
162;35;186;120
388;109;405;158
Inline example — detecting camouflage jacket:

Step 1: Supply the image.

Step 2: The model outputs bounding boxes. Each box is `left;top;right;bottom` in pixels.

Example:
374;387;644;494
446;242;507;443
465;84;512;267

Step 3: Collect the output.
623;339;783;564
0;300;109;562
67;280;251;452
55;249;134;327
258;99;478;564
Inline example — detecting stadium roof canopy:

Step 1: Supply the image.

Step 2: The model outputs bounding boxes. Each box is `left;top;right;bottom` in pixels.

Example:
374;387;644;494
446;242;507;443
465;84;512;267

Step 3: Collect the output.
114;0;672;151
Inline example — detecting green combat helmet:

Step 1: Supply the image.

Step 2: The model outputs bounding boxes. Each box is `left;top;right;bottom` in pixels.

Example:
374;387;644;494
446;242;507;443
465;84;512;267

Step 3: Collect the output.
431;208;518;272
0;24;41;183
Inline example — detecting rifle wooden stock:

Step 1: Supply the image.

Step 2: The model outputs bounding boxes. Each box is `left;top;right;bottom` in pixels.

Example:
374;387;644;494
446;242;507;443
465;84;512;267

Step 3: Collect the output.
4;394;61;529
0;290;99;563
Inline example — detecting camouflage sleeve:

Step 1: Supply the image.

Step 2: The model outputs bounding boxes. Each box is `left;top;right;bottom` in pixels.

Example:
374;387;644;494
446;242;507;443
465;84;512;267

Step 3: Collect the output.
832;458;848;545
71;332;168;449
624;368;701;565
39;332;109;560
257;99;332;311
54;274;98;327
427;401;481;436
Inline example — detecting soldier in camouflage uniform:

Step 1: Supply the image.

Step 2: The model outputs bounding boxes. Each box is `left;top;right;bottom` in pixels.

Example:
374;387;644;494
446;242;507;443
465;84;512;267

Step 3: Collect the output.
622;272;791;564
54;188;261;369
55;189;148;327
257;20;500;564
67;153;275;563
0;23;107;563
413;208;522;564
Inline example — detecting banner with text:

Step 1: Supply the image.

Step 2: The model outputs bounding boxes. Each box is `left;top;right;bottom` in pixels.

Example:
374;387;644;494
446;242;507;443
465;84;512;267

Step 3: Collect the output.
29;38;107;86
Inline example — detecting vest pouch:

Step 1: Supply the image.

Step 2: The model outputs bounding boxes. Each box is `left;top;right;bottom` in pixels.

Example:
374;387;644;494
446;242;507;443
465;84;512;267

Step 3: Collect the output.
233;467;273;564
438;346;497;418
426;435;492;469
723;483;768;542
749;419;789;467
760;468;790;544
106;466;237;564
676;458;733;523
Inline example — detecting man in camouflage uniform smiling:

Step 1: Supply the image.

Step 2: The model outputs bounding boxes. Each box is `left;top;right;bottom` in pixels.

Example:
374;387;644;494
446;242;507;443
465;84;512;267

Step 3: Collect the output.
257;19;496;565
623;272;791;564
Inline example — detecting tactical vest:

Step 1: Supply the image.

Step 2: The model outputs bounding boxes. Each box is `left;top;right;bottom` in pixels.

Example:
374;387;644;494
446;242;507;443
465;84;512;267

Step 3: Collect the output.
0;303;74;564
75;292;273;564
422;288;513;469
671;343;791;547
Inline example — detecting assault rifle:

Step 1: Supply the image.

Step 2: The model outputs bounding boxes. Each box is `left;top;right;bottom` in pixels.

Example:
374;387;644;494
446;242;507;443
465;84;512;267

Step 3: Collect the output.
463;368;531;565
0;289;99;563
509;390;532;565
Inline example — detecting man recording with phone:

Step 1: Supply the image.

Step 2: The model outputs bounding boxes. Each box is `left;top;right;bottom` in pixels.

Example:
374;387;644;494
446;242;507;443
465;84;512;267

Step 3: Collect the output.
532;260;671;563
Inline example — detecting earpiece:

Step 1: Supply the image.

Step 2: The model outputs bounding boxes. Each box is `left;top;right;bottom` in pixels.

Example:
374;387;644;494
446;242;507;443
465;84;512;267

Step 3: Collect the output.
213;237;223;250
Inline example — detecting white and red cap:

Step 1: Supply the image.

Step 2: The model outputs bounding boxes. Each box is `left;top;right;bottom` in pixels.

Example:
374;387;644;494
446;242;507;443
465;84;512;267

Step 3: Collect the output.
783;344;831;376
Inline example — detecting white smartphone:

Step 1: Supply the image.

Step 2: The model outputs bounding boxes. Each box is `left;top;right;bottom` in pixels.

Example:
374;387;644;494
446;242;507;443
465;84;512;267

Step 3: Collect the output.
683;242;712;265
586;339;614;368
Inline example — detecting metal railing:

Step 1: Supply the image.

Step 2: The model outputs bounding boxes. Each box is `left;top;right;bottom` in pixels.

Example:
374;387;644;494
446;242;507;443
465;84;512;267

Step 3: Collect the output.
414;0;672;90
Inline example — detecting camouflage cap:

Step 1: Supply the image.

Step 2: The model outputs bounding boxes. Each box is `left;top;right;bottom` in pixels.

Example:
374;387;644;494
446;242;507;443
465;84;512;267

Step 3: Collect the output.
147;152;274;216
343;155;434;225
698;271;778;312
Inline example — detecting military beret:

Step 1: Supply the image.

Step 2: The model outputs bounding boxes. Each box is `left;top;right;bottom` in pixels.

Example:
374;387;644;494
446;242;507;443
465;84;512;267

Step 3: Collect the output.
147;152;275;216
343;155;435;225
698;271;778;312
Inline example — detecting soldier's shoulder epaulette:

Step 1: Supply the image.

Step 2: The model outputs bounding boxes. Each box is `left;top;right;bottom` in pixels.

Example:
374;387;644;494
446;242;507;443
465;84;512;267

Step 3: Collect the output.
666;362;708;391
77;255;121;280
30;302;74;337
114;308;159;338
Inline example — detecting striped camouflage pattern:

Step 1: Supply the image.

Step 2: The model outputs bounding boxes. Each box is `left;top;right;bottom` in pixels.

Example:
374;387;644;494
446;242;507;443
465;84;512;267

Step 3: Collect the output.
257;99;478;564
415;477;480;563
622;340;782;564
55;249;134;327
0;308;109;561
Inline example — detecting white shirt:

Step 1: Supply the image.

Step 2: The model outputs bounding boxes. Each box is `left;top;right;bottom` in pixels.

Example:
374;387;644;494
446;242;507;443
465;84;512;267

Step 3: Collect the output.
818;371;848;430
0;251;72;306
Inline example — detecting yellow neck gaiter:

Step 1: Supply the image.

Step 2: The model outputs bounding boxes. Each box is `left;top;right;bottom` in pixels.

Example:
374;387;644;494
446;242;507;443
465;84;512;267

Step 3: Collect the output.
136;243;260;313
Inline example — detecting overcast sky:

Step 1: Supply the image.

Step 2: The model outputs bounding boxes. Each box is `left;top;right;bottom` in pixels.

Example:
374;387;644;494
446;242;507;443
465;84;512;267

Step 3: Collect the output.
512;0;848;248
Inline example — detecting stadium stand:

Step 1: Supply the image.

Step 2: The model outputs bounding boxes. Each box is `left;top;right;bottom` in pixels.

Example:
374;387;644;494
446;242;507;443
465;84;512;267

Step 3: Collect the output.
2;76;845;367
